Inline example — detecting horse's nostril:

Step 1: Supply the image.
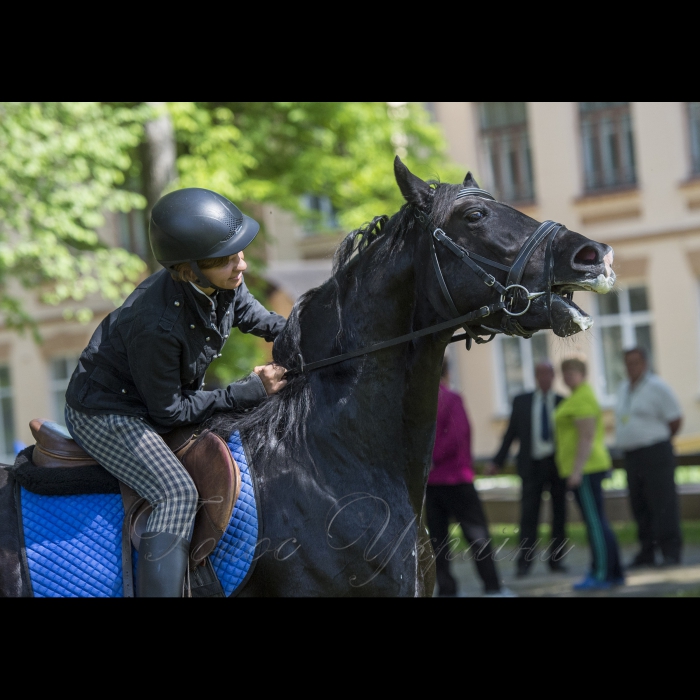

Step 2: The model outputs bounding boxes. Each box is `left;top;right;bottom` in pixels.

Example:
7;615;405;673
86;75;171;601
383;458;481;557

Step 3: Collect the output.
575;246;598;265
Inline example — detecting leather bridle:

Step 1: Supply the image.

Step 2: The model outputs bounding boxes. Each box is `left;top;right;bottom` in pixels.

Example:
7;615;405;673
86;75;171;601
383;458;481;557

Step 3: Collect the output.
427;186;565;349
292;186;566;375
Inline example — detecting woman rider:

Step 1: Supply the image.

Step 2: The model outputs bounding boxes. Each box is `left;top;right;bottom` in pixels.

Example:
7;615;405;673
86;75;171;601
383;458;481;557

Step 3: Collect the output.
64;188;288;597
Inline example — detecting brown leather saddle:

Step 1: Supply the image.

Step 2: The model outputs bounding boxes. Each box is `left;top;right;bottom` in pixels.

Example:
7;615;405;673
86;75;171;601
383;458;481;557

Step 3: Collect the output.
29;418;240;595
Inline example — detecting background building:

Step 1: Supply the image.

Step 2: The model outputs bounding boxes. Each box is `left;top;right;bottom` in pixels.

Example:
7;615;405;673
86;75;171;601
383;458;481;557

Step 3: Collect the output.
263;102;700;460
0;212;137;462
3;102;700;467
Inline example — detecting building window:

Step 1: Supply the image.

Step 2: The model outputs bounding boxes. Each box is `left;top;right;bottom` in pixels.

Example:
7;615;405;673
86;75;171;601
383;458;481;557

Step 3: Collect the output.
50;356;80;422
477;102;535;204
0;366;16;463
118;209;149;260
579;102;637;193
494;332;549;412
689;102;700;175
301;194;339;235
594;285;653;403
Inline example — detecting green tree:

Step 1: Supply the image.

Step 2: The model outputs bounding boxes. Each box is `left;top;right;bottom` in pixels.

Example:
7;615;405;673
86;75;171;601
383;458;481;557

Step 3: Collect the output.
166;102;462;381
168;101;461;232
1;102;460;381
0;102;150;335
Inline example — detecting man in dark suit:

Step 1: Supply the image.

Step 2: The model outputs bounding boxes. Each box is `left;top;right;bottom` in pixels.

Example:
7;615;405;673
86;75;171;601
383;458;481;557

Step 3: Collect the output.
487;362;568;576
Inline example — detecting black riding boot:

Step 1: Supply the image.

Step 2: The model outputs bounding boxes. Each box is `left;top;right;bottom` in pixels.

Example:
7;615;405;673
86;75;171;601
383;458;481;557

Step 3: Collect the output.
137;531;190;597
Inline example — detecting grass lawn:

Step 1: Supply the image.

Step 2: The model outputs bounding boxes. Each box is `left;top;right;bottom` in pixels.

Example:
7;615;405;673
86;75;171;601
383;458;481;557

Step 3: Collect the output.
473;466;700;491
665;586;700;597
447;520;700;551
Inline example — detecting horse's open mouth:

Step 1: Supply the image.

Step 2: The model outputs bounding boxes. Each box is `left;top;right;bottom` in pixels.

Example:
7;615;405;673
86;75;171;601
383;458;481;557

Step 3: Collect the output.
549;286;594;337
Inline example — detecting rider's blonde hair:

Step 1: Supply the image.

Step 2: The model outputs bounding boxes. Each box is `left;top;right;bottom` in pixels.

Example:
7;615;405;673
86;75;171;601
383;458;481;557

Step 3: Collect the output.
561;357;587;376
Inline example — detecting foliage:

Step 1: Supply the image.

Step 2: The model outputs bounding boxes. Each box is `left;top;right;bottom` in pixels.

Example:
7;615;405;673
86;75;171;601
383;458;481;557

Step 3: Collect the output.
208;305;272;385
166;102;460;381
2;102;459;381
0;102;150;334
168;101;463;233
665;585;700;597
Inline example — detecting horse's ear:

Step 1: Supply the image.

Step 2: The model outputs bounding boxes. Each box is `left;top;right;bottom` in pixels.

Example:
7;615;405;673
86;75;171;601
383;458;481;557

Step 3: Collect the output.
394;156;432;210
463;171;480;189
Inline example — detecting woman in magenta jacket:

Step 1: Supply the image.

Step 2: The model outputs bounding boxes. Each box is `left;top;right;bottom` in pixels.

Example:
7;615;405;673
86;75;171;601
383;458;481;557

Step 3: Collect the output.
426;359;514;597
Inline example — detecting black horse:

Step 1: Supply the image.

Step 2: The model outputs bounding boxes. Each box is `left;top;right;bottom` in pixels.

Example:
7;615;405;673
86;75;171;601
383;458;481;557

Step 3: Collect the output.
0;157;615;596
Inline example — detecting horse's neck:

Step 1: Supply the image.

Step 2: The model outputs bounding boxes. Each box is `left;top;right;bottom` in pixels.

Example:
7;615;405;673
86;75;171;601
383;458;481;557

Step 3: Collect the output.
303;245;447;510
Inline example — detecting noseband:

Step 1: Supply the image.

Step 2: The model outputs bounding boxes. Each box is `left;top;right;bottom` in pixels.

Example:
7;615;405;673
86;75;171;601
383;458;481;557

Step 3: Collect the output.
426;185;565;349
291;187;566;375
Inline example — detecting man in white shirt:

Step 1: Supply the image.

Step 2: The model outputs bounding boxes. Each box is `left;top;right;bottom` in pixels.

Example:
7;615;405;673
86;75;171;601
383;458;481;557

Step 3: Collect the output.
615;347;683;568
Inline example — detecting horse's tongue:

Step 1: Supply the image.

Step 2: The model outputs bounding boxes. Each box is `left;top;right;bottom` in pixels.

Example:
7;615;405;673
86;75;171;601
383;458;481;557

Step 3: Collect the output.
550;294;593;337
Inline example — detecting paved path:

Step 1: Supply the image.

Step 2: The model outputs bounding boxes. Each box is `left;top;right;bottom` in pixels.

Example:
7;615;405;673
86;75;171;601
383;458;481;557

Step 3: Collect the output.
439;542;700;597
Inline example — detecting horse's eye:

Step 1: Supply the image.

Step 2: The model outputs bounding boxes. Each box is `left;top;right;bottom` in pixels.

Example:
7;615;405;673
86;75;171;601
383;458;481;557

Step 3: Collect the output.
466;211;483;222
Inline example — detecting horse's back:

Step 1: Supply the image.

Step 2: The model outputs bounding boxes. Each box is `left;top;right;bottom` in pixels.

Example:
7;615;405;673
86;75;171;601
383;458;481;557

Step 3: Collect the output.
0;431;259;598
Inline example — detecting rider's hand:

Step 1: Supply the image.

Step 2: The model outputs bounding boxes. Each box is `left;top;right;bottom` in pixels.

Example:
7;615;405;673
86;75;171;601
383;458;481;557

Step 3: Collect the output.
254;363;288;395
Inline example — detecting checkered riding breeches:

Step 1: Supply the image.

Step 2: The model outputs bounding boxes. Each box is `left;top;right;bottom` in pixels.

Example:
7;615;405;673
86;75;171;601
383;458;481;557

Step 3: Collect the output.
64;405;198;540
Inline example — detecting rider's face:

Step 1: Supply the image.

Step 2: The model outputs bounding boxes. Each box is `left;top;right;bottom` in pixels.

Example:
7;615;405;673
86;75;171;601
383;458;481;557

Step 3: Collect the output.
202;252;247;290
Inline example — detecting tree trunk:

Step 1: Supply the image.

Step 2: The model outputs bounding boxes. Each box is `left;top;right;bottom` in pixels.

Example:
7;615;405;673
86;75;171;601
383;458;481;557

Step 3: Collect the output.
141;102;177;271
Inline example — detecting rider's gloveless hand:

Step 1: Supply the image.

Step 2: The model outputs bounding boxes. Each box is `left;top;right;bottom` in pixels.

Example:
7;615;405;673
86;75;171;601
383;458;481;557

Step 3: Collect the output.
254;364;288;395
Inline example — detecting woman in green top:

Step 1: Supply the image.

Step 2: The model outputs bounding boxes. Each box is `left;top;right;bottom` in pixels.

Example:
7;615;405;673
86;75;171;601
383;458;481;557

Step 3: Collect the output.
554;358;624;591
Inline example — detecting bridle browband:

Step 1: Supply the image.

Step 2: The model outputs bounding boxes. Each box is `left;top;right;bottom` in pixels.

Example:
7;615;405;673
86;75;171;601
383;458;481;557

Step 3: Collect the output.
290;186;565;375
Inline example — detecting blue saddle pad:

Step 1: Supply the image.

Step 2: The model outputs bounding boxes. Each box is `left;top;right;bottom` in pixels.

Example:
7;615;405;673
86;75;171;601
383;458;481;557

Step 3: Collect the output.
20;431;258;597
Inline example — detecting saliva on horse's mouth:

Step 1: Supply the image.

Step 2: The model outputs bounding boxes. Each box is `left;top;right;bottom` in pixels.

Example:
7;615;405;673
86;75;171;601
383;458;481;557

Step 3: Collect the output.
515;286;596;338
549;291;593;337
551;271;622;336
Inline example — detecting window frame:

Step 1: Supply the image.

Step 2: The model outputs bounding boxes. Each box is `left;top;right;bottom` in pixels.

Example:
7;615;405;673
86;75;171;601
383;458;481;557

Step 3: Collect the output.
578;102;637;194
688;101;700;177
476;102;536;205
591;284;653;407
300;194;340;236
0;365;16;463
49;354;81;423
118;209;149;260
493;331;551;415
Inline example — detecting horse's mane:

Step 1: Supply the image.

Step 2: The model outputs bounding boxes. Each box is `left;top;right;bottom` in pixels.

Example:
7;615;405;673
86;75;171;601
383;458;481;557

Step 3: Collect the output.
205;180;460;462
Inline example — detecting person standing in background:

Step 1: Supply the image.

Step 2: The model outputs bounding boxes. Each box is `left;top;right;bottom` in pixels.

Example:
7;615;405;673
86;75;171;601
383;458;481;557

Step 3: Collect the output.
555;357;624;591
487;362;568;577
615;347;683;568
426;359;515;597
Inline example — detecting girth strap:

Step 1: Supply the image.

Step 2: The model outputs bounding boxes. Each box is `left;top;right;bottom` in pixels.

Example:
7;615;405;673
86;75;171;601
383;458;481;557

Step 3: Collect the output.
119;482;146;598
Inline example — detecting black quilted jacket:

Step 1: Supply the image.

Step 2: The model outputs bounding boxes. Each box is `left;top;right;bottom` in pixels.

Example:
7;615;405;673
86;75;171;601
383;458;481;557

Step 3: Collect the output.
65;269;286;432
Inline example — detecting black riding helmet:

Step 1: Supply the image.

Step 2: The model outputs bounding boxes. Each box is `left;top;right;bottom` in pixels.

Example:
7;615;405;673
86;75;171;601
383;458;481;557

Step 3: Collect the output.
149;188;259;290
